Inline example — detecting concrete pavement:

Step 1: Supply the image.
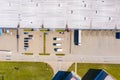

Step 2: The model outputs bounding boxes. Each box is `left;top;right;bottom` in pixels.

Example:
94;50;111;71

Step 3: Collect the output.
1;30;120;74
2;53;120;64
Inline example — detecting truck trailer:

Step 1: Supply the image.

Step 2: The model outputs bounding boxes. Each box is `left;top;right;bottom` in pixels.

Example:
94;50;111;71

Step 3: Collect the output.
74;29;81;45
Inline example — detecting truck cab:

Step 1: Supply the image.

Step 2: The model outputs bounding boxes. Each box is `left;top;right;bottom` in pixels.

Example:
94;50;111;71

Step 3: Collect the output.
53;43;62;46
54;48;63;52
53;37;63;41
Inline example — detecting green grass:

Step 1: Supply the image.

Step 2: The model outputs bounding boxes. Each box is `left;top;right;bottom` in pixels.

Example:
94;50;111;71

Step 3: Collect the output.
68;63;120;79
43;33;46;54
0;75;3;80
24;53;33;55
56;54;65;56
40;32;50;55
56;29;66;32
39;53;50;56
0;62;54;80
24;29;33;31
40;29;49;33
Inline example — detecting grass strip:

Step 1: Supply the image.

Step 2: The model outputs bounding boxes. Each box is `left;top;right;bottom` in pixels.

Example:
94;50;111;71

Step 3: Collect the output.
39;53;50;56
23;53;33;55
43;33;46;55
40;29;49;33
56;54;65;56
56;29;66;32
24;28;33;31
0;62;54;80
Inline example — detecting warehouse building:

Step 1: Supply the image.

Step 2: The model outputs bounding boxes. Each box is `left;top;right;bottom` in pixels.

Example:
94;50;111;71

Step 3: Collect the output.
82;69;115;80
0;0;119;29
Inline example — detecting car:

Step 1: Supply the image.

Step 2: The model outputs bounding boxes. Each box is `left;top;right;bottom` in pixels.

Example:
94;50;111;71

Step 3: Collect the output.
16;35;19;39
24;45;29;48
24;38;30;41
28;35;33;37
24;43;28;45
53;43;62;46
28;35;33;39
54;48;63;52
24;43;29;46
24;39;29;42
24;38;29;40
24;40;28;42
53;37;63;41
24;47;28;51
24;32;28;34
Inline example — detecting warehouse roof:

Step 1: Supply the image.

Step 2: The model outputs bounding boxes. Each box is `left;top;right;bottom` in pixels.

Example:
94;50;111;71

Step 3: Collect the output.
0;0;119;29
82;69;114;80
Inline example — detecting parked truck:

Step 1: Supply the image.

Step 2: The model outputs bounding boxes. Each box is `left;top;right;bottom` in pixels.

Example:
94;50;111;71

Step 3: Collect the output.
53;37;63;41
54;48;63;52
53;43;62;46
74;29;81;45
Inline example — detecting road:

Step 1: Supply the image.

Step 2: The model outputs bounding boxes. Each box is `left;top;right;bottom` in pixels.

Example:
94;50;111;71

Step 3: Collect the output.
0;53;120;74
1;53;120;63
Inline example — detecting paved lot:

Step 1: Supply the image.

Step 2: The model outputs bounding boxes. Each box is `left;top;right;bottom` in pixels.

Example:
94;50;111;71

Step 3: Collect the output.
0;29;17;53
2;29;70;55
0;29;120;74
71;30;120;56
1;29;120;73
1;29;120;57
19;29;43;55
46;31;70;55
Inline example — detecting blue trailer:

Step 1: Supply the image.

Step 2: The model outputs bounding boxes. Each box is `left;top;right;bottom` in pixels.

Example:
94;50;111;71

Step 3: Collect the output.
116;32;120;39
0;28;2;36
74;29;81;45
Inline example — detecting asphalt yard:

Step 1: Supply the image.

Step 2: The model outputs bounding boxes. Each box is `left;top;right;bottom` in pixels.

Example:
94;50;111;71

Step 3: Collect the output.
46;31;70;55
19;29;43;55
0;29;120;57
71;30;120;56
3;29;71;55
19;29;71;55
0;29;17;53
